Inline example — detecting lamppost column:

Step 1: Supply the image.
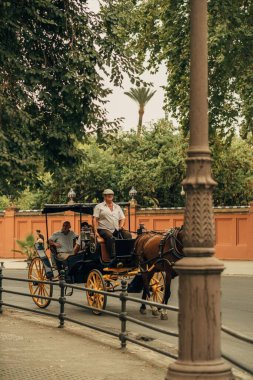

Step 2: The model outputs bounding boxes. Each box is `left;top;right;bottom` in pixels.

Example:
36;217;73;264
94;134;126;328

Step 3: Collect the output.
166;1;233;379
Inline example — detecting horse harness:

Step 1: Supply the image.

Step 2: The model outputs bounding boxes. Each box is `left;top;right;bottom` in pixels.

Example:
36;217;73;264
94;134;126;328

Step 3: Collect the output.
135;227;184;273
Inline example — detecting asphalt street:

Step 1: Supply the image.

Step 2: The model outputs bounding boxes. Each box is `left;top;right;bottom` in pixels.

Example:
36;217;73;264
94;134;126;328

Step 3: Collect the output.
1;269;253;374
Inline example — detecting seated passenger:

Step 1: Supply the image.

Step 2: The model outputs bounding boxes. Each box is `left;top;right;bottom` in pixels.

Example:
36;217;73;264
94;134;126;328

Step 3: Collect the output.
49;221;78;261
93;189;132;265
73;222;91;254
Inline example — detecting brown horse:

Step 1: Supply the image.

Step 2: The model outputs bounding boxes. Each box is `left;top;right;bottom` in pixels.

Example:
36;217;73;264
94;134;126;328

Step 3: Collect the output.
134;226;184;320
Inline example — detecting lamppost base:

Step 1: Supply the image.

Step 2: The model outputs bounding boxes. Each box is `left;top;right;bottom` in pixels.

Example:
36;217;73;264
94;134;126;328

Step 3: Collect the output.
166;360;234;380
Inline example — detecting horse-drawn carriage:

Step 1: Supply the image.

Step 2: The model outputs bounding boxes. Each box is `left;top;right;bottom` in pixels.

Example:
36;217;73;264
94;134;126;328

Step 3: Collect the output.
28;202;167;314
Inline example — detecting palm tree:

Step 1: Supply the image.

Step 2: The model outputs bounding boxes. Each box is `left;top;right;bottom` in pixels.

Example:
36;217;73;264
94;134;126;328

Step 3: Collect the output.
124;87;156;136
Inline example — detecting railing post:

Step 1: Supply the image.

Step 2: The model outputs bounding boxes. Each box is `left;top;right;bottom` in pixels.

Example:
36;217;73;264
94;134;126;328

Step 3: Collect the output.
0;268;3;314
58;270;66;328
119;279;128;351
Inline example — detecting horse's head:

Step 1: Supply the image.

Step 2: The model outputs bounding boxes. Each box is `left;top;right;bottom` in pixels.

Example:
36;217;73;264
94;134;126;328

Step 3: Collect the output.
164;226;184;259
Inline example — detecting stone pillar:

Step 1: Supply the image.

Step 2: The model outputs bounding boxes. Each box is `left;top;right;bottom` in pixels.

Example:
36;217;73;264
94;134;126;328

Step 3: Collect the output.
3;207;17;258
248;202;253;256
166;1;233;379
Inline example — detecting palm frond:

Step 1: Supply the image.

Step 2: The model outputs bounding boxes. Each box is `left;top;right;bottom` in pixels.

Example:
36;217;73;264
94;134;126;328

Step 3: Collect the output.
124;87;156;106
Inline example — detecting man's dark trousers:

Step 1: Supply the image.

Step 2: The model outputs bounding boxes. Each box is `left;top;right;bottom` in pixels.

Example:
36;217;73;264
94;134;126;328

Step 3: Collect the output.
97;229;132;258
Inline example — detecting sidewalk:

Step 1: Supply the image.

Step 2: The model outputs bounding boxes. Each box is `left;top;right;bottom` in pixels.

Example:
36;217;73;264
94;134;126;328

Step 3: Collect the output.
1;258;253;275
0;310;250;380
0;309;171;380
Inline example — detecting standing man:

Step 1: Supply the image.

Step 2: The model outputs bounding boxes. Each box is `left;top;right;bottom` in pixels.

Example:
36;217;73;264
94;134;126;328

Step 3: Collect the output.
93;189;132;264
49;221;77;261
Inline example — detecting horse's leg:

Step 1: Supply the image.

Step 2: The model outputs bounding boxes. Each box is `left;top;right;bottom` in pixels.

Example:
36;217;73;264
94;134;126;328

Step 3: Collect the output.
160;269;172;320
140;271;153;314
148;267;160;316
140;287;147;314
139;271;150;315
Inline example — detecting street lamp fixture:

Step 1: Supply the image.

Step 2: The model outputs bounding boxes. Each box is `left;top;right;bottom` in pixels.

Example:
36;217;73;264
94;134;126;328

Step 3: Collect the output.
129;186;137;200
180;186;185;197
68;188;76;204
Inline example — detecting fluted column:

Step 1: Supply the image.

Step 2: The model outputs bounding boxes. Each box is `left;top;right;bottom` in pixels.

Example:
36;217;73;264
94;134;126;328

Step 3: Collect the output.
166;1;233;379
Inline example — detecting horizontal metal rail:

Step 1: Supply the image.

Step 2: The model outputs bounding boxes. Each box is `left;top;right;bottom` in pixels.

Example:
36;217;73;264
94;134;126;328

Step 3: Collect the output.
65;283;122;299
125;295;179;312
65;299;120;317
2;289;58;302
64;316;119;338
1;268;252;376
221;325;253;345
2;276;56;286
126;336;178;360
2;302;58;319
125;315;179;337
222;352;253;375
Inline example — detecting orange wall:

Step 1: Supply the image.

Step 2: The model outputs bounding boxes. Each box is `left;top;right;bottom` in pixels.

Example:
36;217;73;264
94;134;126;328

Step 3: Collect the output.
0;204;252;260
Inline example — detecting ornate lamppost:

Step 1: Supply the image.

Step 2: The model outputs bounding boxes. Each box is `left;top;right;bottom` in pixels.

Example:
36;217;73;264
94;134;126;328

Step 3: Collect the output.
129;186;137;206
67;188;76;204
166;1;233;379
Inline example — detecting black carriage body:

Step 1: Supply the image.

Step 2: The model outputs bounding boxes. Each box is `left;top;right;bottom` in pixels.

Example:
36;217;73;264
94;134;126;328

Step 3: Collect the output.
38;202;136;284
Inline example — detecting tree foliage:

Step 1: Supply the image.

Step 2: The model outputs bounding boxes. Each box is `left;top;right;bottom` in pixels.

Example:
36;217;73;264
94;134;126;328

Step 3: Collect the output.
0;0;142;195
108;0;253;140
212;137;253;205
1;120;252;209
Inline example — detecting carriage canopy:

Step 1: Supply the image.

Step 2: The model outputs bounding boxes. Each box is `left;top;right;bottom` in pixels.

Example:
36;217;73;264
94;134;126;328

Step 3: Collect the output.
42;202;130;215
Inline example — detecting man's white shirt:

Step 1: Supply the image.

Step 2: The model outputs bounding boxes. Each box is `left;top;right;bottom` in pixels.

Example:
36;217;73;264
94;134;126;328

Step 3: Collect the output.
49;230;77;253
93;202;125;233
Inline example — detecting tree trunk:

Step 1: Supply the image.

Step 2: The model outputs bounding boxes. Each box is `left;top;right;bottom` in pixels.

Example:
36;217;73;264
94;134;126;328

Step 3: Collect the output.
137;106;144;136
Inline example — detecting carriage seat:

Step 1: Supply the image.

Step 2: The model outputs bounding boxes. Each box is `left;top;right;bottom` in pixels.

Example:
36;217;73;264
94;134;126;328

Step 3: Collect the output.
97;236;105;244
96;236;110;262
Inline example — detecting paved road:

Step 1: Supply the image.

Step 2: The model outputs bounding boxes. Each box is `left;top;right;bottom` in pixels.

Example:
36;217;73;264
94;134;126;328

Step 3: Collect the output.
1;270;253;374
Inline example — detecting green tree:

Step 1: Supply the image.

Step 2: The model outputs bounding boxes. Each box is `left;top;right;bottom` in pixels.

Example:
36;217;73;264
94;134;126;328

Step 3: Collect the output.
109;0;253;141
7;121;252;210
212;137;253;205
124;87;156;135
0;0;142;196
113;119;187;206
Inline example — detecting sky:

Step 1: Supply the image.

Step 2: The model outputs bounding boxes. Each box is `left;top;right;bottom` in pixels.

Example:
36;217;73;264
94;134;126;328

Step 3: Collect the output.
88;0;167;130
105;66;167;130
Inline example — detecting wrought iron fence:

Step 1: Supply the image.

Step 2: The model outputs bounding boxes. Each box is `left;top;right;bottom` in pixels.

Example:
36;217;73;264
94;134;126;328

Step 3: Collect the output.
0;268;252;375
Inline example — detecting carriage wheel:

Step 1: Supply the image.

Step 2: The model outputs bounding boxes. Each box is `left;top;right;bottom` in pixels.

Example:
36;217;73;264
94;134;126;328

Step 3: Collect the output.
28;257;53;308
149;272;165;304
86;269;107;315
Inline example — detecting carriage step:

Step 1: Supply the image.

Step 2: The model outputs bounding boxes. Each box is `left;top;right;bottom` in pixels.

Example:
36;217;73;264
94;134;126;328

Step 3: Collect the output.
103;267;139;275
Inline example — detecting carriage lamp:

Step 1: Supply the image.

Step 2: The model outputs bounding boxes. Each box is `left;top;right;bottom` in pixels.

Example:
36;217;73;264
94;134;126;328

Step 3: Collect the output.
68;188;76;204
180;186;185;197
129;186;137;200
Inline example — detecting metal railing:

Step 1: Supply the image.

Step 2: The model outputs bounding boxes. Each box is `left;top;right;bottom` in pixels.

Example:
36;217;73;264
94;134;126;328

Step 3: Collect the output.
0;268;178;359
0;268;252;374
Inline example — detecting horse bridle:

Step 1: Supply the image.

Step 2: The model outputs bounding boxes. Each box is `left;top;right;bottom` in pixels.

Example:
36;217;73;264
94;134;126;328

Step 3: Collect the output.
158;227;184;260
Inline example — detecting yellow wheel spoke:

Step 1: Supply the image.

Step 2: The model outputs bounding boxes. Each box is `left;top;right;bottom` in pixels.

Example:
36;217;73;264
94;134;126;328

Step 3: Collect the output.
86;271;106;312
32;284;39;296
43;286;49;297
40;286;46;296
28;258;53;308
30;274;39;281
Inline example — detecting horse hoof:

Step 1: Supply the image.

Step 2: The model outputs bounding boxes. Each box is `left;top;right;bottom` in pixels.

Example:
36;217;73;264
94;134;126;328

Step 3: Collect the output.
140;308;147;315
160;313;168;320
152;309;160;317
